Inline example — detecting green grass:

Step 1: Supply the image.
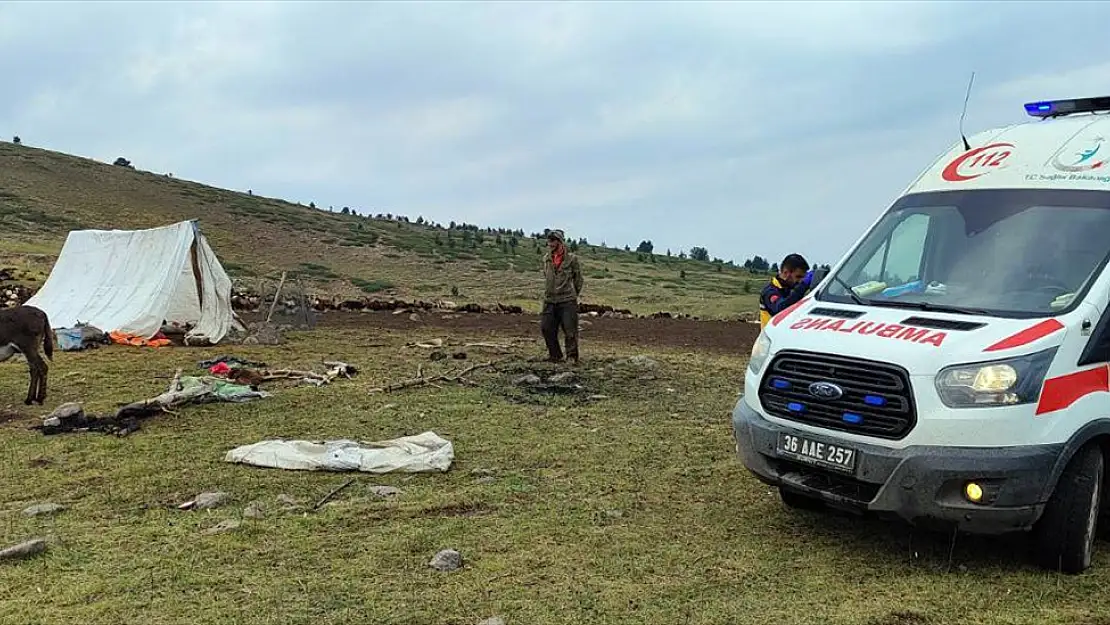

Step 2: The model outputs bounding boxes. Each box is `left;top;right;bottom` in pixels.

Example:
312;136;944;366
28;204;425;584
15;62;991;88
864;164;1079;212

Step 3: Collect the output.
0;326;1108;624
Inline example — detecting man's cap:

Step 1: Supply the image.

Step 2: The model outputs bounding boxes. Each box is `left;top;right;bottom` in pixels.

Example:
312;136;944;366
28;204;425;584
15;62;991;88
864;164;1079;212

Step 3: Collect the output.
547;229;565;242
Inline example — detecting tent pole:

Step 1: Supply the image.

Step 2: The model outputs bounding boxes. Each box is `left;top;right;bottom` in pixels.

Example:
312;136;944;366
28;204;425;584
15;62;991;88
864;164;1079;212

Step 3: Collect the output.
266;271;287;323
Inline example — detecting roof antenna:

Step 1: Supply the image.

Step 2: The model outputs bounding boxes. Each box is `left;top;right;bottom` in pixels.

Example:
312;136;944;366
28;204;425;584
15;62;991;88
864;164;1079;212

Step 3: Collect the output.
959;71;976;151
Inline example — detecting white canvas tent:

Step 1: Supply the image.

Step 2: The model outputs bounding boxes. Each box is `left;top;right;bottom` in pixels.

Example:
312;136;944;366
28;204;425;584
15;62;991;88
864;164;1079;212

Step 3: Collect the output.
26;220;241;344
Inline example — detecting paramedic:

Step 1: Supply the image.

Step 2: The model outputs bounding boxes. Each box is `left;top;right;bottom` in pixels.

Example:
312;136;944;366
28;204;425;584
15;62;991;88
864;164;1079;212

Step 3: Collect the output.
759;253;812;328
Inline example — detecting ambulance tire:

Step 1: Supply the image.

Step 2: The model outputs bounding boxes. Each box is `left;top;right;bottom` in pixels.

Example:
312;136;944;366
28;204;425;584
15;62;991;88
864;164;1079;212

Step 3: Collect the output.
1031;443;1103;574
779;488;825;511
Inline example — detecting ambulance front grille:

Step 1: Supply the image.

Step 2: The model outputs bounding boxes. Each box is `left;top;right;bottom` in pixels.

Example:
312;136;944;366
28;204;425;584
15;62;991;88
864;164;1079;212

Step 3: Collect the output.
758;350;917;440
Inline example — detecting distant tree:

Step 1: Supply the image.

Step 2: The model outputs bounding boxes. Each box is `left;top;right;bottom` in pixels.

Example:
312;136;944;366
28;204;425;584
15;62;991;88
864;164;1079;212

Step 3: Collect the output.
770;262;779;274
341;207;350;215
569;240;580;252
12;136;20;145
716;265;723;273
113;157;133;168
435;233;443;246
417;216;425;225
680;270;687;280
624;245;631;252
509;236;519;249
386;213;393;220
636;253;644;262
678;251;687;259
248;190;253;196
636;240;654;254
309;202;316;209
666;249;672;257
744;256;770;272
689;246;710;262
450;221;457;230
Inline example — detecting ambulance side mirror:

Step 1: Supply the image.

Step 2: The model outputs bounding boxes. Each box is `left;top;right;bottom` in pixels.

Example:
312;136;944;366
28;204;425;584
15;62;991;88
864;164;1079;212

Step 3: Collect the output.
811;267;829;289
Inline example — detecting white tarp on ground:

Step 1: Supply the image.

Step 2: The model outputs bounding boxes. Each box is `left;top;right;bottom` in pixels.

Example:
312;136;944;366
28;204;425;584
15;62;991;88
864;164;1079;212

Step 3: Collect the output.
25;220;238;344
223;432;455;473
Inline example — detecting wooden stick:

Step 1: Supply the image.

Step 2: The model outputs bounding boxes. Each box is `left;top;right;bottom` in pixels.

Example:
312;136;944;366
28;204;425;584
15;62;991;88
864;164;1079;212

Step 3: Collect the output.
167;368;183;393
368;361;497;394
314;478;355;510
265;271;287;323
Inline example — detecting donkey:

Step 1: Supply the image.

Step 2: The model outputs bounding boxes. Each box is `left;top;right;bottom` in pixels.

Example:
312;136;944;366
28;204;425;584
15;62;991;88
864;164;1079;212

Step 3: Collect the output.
0;305;54;405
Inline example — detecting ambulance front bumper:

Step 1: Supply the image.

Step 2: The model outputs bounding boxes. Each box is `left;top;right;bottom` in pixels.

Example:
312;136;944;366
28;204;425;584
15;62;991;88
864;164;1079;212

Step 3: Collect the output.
731;397;1062;534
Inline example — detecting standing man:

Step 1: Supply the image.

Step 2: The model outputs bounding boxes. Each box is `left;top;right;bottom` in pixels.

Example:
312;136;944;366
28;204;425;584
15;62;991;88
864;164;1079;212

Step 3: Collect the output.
759;253;813;328
541;229;584;363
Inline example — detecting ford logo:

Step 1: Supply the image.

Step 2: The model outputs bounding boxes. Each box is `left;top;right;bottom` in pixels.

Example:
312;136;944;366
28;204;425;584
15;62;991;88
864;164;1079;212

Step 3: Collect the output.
808;381;844;400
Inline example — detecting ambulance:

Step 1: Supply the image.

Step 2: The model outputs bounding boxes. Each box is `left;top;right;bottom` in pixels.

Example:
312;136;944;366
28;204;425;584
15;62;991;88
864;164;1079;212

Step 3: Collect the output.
732;96;1110;574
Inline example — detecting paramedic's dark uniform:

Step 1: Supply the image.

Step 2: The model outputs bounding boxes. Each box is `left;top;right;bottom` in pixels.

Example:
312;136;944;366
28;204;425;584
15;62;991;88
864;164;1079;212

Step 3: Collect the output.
759;277;808;328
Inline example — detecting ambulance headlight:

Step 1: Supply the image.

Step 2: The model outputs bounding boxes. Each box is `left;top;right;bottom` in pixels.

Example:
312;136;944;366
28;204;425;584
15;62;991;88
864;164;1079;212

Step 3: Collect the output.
749;332;772;375
935;348;1057;408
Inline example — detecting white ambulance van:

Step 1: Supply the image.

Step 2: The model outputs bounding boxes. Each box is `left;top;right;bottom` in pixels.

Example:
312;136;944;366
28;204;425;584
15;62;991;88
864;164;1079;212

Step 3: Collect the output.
732;96;1110;574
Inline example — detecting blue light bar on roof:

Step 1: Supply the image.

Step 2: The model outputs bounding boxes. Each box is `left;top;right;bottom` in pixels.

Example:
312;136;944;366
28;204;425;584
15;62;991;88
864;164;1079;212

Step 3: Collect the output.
1025;96;1110;119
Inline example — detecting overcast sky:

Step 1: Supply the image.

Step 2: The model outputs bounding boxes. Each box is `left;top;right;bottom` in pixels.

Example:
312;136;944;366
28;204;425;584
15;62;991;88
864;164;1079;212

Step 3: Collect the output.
5;1;1110;265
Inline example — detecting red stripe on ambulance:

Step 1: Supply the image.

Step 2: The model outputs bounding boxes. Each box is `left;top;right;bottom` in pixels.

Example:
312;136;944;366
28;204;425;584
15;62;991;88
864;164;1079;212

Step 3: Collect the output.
788;317;947;347
1036;366;1110;416
771;297;810;327
984;319;1065;353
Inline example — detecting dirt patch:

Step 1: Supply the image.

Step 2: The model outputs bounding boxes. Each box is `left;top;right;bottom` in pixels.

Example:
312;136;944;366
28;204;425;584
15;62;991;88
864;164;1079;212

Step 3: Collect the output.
0;408;28;425
243;310;761;355
489;356;671;406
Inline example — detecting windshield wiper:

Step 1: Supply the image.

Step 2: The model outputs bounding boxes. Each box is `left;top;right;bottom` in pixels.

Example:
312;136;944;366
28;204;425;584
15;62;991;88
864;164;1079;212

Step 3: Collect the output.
865;299;991;317
829;275;868;307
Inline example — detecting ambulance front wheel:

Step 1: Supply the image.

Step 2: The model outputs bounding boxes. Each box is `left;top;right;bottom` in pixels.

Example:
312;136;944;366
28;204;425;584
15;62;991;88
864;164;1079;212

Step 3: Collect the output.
1031;442;1104;574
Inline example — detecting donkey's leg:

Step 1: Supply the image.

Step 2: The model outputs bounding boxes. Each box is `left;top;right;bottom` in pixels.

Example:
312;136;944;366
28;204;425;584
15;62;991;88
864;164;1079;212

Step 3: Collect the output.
22;346;46;405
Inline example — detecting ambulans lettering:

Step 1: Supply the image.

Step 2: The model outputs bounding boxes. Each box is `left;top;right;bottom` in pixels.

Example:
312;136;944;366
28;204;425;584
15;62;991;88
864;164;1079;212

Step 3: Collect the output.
789;317;948;346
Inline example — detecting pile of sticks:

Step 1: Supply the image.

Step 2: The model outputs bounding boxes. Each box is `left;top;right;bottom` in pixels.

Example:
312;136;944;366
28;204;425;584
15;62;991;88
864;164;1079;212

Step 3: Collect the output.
368;361;498;394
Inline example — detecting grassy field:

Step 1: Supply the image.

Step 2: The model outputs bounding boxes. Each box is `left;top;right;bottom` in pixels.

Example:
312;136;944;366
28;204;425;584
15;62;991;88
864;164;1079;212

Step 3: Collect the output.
0;323;1108;625
0;141;764;319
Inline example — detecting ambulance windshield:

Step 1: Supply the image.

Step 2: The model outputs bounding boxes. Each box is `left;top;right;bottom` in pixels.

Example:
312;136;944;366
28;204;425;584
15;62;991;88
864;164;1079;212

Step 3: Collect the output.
820;189;1110;318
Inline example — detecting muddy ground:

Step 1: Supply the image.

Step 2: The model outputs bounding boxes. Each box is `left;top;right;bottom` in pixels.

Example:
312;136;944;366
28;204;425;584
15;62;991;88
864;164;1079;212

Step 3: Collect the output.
264;310;763;355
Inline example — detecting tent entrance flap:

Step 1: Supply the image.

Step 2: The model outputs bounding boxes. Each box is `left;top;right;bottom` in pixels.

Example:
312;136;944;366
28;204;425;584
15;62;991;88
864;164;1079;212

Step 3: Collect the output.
25;220;237;344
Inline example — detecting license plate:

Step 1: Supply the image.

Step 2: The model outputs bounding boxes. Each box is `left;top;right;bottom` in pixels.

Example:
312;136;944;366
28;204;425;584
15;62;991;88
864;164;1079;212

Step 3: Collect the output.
776;432;858;473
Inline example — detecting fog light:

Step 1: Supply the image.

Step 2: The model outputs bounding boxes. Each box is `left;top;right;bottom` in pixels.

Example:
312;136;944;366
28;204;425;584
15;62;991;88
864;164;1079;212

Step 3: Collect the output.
965;482;984;503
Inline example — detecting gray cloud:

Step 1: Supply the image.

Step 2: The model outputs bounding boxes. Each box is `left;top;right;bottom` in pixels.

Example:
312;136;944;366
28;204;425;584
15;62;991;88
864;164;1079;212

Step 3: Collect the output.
5;1;1110;267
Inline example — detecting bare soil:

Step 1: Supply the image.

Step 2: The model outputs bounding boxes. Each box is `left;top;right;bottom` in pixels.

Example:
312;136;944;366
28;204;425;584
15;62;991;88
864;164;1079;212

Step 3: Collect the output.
302;310;762;354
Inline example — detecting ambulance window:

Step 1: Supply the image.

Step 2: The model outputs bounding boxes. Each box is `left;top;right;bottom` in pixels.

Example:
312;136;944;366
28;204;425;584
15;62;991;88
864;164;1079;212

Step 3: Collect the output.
885;214;930;283
858;213;930;284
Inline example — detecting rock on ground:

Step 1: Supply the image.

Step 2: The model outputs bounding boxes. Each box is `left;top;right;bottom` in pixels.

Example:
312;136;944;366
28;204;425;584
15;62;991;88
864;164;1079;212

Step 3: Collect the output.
244;501;266;519
478;618;507;625
513;374;541;386
369;485;402;498
547;371;577;383
0;539;46;561
277;494;298;507
429;549;463;572
624;355;658;369
23;503;66;517
193;491;230;510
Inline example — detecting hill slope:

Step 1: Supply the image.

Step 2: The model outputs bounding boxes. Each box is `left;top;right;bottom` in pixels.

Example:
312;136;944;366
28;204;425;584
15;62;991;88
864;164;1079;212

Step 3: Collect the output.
0;141;765;319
